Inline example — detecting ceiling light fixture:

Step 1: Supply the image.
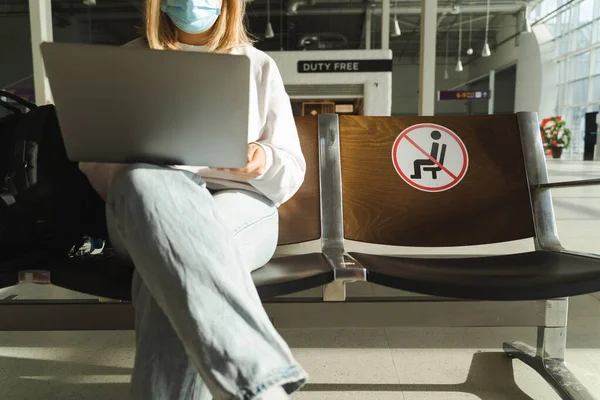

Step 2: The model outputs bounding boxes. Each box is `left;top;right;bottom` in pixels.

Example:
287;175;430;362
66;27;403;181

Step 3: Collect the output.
392;0;401;38
482;0;491;57
466;13;473;55
444;29;450;80
455;11;464;72
482;42;491;57
265;0;275;38
392;18;402;37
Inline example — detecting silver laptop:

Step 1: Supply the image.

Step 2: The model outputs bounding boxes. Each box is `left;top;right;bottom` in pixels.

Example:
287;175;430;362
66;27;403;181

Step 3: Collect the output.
40;42;250;168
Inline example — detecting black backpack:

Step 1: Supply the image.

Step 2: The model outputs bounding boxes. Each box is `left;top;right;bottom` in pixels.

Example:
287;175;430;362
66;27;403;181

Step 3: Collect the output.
0;90;107;262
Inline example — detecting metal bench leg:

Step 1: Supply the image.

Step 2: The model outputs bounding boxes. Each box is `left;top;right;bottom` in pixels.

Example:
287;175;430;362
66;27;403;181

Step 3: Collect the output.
322;254;367;302
503;299;596;400
323;281;346;302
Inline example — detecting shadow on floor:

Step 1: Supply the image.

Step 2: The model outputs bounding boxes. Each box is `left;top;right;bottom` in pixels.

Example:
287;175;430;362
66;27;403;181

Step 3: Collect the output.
1;353;533;400
547;170;600;179
0;356;131;400
300;352;534;400
553;198;600;219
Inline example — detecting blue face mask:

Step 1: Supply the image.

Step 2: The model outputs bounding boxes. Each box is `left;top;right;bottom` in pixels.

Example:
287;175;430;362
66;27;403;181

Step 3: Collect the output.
161;0;221;34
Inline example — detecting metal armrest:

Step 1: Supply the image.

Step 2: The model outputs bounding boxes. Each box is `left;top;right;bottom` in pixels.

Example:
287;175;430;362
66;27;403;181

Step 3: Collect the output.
533;178;600;190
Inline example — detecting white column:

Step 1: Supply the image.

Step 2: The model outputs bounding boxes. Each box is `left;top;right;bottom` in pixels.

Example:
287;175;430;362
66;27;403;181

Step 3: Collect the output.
418;0;437;116
29;0;54;105
365;8;373;50
381;0;390;50
488;69;495;115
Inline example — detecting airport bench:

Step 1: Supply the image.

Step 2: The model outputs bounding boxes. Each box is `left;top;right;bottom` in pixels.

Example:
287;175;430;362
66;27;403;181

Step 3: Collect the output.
2;112;600;400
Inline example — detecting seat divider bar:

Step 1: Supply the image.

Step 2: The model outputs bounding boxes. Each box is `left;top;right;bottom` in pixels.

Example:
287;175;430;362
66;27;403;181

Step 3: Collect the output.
318;114;367;302
318;114;345;254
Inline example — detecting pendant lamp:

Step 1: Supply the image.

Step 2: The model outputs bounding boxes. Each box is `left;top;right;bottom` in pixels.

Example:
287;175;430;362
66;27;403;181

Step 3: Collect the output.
466;13;473;55
482;0;491;57
444;29;450;79
455;11;464;72
392;0;401;37
265;0;275;38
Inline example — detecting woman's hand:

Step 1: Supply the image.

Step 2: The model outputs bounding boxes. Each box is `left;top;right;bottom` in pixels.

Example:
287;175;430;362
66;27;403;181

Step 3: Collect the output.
218;143;266;180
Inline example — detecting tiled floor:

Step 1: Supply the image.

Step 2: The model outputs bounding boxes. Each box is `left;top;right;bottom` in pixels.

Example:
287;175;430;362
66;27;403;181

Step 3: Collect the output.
1;159;599;399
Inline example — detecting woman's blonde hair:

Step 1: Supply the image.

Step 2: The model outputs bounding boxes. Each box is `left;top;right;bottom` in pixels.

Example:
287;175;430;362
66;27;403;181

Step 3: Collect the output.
145;0;253;52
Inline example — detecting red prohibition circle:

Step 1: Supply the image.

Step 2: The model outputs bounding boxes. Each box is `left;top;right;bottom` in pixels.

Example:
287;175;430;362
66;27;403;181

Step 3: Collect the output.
391;123;469;192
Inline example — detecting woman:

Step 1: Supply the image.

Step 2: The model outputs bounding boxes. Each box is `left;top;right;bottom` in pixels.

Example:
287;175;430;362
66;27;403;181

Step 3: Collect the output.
79;0;308;398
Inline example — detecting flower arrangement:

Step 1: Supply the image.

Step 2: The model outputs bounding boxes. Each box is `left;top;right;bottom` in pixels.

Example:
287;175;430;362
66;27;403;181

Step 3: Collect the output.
540;116;571;150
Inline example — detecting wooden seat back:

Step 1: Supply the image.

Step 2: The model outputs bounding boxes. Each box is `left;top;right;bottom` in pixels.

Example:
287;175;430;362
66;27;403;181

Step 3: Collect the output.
277;117;321;245
339;115;536;247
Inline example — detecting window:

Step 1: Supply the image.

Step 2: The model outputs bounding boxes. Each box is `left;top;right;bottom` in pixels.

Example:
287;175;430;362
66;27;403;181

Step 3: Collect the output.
594;76;600;102
571;52;591;80
557;84;566;111
540;0;559;18
572;106;588;152
545;17;558;36
564;108;573;126
572;0;595;26
570;24;593;50
568;79;589;104
557;36;570;56
563;106;588;153
548;0;600;156
558;60;566;82
558;9;571;36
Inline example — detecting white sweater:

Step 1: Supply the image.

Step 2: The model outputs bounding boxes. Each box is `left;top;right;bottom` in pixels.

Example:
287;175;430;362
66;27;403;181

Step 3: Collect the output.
80;39;306;206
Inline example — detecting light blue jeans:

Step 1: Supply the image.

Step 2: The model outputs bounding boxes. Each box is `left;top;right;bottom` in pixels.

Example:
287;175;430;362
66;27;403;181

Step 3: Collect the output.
105;164;307;400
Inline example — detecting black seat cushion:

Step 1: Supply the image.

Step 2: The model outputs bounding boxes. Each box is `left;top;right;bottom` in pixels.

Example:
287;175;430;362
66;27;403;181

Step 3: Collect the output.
48;251;134;301
252;253;333;299
4;252;333;301
350;250;600;301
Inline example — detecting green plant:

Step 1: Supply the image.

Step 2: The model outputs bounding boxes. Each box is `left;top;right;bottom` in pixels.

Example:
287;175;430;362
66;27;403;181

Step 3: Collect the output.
540;116;571;150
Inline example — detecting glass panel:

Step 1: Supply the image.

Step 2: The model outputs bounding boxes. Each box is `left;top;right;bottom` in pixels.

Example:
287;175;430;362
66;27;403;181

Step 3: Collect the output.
569;106;587;154
557;84;566;112
557;36;570;56
540;0;558;18
558;9;571;36
570;52;591;80
545;17;558;36
558;60;566;82
570;24;593;50
563;108;573;126
568;79;589;104
572;0;594;26
596;49;600;74
593;76;600;102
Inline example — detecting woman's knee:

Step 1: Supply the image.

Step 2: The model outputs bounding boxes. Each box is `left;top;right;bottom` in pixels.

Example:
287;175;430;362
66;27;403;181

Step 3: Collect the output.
108;164;193;206
111;163;162;194
106;164;175;230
